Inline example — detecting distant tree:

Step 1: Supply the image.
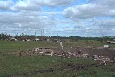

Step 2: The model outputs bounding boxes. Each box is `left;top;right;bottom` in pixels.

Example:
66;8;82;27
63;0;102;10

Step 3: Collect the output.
0;33;11;40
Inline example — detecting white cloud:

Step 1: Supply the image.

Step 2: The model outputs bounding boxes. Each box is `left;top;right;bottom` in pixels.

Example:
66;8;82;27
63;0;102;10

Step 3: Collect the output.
0;0;14;10
37;0;75;7
64;0;115;19
11;0;75;12
62;0;115;36
0;11;114;36
11;0;40;11
0;11;64;35
94;18;115;29
0;12;47;31
0;0;115;36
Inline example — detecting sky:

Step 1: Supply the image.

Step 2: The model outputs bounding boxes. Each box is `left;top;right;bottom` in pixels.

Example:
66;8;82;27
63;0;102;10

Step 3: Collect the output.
0;0;115;36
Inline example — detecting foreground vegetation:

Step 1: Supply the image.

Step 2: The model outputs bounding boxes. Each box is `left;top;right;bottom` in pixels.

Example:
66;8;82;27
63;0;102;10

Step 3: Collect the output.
0;40;115;77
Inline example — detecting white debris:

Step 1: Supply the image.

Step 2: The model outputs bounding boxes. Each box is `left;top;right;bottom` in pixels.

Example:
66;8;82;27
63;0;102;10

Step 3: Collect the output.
60;42;63;50
104;45;110;48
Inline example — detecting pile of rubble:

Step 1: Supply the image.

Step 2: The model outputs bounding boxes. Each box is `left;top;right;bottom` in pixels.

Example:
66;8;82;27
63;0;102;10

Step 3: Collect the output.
12;47;115;65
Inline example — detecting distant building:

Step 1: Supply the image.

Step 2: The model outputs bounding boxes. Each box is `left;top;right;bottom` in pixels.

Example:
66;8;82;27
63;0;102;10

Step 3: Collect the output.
107;39;115;44
34;38;39;41
110;41;115;44
10;37;18;41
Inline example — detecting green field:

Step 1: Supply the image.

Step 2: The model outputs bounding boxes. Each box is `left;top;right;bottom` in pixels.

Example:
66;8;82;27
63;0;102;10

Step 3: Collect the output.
0;40;115;77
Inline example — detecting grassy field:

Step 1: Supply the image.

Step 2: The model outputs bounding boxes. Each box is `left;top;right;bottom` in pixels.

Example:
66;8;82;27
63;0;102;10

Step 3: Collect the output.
0;40;115;77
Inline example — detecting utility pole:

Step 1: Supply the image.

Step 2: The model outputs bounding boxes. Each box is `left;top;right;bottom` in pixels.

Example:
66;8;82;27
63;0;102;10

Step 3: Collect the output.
35;31;36;37
41;29;43;41
102;34;104;44
41;29;43;37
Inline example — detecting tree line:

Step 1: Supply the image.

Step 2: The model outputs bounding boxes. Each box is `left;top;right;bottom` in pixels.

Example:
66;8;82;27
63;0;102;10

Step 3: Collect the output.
0;33;114;42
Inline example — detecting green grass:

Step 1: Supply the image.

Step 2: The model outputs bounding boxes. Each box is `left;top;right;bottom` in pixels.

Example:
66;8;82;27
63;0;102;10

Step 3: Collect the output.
0;40;115;77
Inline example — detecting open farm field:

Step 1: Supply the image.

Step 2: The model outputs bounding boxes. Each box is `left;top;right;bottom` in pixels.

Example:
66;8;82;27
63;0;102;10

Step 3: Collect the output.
0;40;115;77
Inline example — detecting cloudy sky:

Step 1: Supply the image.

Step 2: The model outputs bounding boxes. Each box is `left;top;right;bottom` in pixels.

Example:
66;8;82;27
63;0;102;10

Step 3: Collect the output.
0;0;115;36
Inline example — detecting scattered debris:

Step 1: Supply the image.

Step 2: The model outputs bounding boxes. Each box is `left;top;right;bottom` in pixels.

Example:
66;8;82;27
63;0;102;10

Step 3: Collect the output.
11;47;115;66
104;45;110;48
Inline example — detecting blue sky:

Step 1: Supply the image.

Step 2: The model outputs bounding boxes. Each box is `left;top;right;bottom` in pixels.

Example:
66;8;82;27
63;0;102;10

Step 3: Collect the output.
0;0;115;36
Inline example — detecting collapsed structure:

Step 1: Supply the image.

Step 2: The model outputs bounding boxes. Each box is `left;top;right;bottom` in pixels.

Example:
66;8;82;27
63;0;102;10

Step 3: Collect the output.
14;46;115;65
